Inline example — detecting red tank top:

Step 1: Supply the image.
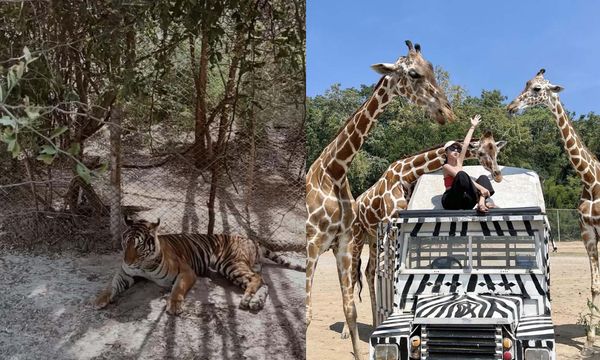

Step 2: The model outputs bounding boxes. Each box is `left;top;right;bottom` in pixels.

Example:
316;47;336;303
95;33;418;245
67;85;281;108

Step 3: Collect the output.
444;174;454;189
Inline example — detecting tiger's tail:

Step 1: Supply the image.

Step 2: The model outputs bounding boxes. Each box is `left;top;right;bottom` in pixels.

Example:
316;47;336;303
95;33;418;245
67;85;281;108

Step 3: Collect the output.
262;247;305;272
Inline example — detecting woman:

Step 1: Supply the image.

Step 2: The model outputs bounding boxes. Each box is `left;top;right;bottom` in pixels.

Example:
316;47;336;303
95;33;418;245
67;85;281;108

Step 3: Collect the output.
442;114;495;213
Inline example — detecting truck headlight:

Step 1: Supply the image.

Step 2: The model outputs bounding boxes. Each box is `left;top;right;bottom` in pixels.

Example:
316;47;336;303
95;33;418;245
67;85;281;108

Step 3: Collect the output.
374;344;398;360
524;348;550;360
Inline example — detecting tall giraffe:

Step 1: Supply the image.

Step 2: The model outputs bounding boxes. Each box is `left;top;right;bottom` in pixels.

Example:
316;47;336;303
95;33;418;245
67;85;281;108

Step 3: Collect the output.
508;68;600;353
306;41;455;359
341;133;505;337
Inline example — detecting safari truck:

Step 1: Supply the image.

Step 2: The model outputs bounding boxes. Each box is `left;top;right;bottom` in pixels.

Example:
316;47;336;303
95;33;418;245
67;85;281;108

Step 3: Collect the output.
370;166;555;360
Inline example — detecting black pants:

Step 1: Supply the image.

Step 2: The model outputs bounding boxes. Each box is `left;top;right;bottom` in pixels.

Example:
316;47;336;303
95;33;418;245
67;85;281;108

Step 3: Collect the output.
442;171;494;210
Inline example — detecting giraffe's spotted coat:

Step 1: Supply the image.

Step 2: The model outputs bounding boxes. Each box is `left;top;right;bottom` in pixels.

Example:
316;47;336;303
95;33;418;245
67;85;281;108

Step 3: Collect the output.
305;42;455;357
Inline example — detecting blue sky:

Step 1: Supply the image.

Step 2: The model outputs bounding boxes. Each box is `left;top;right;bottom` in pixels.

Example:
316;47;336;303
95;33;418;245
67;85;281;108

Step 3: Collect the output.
307;1;600;115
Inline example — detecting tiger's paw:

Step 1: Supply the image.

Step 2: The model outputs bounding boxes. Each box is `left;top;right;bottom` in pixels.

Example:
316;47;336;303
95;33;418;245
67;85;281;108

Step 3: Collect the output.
239;294;251;309
94;290;112;310
166;299;183;315
246;285;268;311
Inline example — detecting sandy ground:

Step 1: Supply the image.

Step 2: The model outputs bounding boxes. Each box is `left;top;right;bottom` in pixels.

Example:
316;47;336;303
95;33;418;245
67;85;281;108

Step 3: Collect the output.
0;251;305;360
307;241;600;360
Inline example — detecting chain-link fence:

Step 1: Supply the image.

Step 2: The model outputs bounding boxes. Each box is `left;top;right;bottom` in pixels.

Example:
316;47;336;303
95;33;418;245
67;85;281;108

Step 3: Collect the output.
0;108;305;254
546;208;581;242
0;1;306;255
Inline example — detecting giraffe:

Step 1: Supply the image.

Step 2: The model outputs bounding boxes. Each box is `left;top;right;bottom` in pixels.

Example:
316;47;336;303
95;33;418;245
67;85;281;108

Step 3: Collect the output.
508;68;600;353
340;133;506;337
306;41;455;359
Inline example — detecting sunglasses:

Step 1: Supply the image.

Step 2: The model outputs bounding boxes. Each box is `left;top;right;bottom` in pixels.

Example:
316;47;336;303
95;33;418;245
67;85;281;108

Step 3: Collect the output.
448;146;462;153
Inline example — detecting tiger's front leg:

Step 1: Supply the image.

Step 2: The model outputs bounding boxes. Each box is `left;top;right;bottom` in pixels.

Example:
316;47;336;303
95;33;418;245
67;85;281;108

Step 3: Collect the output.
166;263;197;315
95;266;135;309
228;264;267;311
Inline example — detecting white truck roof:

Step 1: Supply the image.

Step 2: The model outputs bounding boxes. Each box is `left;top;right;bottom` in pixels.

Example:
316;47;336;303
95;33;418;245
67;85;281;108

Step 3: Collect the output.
407;166;546;212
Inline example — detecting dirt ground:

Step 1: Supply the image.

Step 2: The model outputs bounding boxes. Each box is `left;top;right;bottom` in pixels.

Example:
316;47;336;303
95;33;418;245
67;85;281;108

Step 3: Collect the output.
0;250;305;360
307;241;600;360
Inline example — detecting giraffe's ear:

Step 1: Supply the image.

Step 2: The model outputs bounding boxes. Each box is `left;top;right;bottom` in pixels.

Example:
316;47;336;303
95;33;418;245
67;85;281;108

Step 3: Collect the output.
496;140;507;151
371;63;398;75
550;85;564;93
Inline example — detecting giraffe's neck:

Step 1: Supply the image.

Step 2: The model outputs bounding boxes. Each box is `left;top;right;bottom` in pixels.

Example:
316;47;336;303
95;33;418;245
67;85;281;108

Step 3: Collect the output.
550;100;598;186
395;143;477;184
321;76;396;183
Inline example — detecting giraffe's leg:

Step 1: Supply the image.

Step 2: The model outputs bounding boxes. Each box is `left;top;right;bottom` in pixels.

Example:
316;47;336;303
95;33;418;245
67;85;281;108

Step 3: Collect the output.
334;233;363;360
365;234;378;327
306;231;328;327
581;221;600;352
341;224;366;339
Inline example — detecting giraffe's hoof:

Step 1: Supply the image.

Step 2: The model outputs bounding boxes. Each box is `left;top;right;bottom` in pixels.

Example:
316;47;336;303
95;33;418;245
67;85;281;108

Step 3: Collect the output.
340;330;350;339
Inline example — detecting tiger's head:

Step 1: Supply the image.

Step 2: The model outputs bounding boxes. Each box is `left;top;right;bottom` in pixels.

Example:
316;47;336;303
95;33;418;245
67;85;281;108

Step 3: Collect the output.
122;217;161;266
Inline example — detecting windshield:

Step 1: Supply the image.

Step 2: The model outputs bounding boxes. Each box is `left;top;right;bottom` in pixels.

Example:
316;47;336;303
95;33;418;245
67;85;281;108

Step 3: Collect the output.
404;235;539;270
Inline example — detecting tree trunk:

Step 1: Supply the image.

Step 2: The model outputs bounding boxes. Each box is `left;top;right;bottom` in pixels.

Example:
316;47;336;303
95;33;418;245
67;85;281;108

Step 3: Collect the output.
191;32;210;168
109;106;123;249
206;31;246;235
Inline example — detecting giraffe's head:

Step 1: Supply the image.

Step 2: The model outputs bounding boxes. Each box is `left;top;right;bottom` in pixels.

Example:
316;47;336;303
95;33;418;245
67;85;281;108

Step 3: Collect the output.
507;69;564;114
470;131;506;182
371;40;455;124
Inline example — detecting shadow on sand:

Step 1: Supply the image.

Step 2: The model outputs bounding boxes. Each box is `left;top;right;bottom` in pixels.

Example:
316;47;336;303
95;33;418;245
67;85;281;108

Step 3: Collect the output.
329;321;374;343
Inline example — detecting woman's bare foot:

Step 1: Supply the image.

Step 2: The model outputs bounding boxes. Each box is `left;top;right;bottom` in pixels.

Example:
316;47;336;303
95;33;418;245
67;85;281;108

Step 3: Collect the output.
477;197;489;214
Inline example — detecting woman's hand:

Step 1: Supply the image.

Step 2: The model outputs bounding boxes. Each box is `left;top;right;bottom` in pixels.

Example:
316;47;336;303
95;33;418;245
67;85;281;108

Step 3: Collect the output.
480;188;490;198
470;114;481;128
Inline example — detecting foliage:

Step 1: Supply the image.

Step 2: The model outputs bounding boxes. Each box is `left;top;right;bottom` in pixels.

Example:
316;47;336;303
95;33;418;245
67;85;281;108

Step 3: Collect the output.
307;72;599;206
0;0;304;184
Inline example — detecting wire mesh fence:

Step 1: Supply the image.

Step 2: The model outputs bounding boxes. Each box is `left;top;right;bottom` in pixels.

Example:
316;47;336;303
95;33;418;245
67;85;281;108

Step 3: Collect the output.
0;1;306;255
546;208;581;242
0;104;305;254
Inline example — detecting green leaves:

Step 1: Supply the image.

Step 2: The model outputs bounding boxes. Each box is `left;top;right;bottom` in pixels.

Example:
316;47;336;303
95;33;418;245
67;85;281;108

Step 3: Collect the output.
67;142;80;156
0;116;16;127
76;163;92;184
49;126;68;139
6;137;20;158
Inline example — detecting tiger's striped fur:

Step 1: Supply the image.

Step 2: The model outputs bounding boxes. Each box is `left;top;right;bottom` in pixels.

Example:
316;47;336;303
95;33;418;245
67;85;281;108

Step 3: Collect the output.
95;218;300;314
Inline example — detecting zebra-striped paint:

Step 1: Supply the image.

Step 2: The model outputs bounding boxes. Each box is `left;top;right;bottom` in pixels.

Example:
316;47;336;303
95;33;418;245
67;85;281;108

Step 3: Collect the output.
371;212;555;359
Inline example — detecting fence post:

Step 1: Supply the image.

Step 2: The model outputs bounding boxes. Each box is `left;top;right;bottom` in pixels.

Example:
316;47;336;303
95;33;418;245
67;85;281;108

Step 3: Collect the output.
556;209;561;243
109;106;122;248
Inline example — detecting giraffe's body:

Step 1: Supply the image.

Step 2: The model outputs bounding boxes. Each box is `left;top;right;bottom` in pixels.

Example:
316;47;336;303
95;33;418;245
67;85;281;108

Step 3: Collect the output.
508;69;600;353
305;41;454;359
343;134;505;335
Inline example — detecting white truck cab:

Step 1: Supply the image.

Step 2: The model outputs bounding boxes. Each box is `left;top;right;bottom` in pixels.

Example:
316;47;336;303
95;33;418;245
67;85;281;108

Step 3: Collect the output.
370;166;554;360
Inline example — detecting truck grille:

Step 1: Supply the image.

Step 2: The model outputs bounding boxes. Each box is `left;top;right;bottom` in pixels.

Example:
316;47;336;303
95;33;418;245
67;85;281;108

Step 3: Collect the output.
421;324;502;360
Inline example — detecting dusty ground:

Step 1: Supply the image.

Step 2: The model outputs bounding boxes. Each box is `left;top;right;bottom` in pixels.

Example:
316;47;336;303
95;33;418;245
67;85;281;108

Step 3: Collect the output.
307;241;600;360
0;251;305;360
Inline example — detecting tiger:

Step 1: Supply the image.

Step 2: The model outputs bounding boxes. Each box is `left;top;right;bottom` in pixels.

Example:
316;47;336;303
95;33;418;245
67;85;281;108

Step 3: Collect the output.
95;217;303;314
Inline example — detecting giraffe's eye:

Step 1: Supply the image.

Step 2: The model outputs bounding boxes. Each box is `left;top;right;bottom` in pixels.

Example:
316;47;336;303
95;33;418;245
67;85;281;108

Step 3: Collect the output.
408;69;422;79
532;86;542;92
478;151;486;157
